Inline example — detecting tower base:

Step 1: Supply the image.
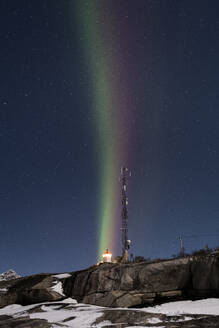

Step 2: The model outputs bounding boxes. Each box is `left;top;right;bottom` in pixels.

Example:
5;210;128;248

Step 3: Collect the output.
121;250;128;263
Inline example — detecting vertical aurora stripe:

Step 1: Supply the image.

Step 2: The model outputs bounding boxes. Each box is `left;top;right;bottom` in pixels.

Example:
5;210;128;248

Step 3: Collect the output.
76;2;120;259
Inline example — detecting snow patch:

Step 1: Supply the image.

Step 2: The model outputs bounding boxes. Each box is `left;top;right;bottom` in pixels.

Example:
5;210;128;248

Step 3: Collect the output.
29;303;104;327
51;281;65;296
0;303;39;316
53;273;71;279
0;299;103;327
169;316;193;322
0;288;8;293
147;317;163;324
142;298;219;316
59;297;77;304
94;320;115;327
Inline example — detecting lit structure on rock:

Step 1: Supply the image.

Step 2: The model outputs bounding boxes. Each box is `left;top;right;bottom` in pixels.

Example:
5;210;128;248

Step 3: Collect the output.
102;249;112;263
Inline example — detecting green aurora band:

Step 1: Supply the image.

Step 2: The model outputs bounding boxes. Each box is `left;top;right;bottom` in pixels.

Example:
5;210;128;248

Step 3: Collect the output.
76;2;120;259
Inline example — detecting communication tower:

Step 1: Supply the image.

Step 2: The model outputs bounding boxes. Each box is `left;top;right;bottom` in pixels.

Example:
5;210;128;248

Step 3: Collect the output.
121;166;131;262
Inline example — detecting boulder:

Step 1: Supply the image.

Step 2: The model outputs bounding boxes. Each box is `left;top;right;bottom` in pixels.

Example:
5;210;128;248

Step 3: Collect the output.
0;273;66;308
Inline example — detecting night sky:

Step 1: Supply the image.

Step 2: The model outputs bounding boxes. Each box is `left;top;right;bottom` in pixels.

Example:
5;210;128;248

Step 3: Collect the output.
1;0;219;276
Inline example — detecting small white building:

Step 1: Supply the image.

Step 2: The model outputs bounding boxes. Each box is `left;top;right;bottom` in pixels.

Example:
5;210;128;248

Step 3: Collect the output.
102;249;112;263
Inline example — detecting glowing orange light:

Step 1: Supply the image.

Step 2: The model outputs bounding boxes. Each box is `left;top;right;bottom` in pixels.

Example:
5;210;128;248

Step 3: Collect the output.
102;249;112;263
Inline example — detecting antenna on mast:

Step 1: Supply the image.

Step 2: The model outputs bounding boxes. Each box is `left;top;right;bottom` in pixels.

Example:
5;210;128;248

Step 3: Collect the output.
120;166;131;263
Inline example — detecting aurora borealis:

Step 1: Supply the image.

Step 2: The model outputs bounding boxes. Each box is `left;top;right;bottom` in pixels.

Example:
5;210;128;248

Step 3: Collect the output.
77;2;130;259
1;1;219;275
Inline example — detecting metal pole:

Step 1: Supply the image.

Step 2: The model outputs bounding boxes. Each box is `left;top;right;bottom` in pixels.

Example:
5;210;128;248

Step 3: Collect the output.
121;167;131;256
179;235;184;257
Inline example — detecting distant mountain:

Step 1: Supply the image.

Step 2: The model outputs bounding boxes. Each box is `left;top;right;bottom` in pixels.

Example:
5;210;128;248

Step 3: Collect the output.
0;269;20;281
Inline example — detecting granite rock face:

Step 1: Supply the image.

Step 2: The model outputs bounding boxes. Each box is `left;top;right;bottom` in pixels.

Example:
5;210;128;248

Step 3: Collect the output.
63;254;219;307
0;254;218;309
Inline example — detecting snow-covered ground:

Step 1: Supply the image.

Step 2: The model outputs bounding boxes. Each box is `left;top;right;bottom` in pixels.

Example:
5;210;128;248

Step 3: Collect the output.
0;298;104;328
142;298;219;316
0;298;218;327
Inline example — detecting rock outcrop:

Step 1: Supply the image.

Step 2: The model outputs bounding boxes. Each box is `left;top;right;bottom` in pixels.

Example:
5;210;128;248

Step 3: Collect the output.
0;270;21;282
63;253;219;307
0;253;218;309
0;273;66;308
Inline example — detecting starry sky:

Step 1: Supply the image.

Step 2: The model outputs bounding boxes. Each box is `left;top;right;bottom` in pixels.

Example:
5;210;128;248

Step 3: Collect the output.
1;0;219;276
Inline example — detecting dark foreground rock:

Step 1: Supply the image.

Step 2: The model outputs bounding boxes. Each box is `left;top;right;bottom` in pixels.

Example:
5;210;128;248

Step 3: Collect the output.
0;300;218;328
95;309;219;328
0;315;51;328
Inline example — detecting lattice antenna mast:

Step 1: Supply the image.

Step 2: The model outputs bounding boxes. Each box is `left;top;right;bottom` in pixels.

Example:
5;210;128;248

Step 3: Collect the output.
121;166;131;255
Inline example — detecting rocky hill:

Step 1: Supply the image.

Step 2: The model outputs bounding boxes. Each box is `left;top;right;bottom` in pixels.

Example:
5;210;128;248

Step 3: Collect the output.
0;269;20;282
0;253;218;310
63;253;219;308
